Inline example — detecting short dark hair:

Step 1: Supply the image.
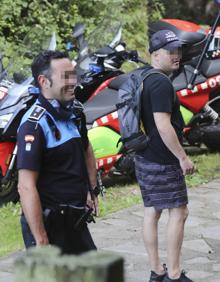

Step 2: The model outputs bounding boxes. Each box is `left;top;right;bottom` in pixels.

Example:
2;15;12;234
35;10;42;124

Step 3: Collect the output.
31;50;69;88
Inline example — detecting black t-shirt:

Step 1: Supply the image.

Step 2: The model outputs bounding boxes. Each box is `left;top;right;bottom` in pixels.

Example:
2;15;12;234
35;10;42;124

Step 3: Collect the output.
138;70;184;164
17;95;89;208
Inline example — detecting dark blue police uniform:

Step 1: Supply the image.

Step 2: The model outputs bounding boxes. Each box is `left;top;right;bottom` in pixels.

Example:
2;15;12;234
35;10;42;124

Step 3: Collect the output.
17;94;96;254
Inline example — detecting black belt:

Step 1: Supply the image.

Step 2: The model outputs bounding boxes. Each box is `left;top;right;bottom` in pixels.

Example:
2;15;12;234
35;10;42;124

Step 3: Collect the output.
43;204;95;230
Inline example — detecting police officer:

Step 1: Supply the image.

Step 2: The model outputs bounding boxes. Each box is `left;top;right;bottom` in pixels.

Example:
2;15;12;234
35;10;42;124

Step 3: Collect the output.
17;50;99;254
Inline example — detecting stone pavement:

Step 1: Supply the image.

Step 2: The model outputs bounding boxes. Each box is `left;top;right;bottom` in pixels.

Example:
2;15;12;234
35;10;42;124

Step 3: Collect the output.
1;179;220;282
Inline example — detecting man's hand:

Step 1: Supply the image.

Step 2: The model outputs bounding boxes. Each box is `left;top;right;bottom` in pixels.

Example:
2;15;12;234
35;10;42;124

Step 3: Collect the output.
179;155;194;175
87;191;99;216
36;231;49;246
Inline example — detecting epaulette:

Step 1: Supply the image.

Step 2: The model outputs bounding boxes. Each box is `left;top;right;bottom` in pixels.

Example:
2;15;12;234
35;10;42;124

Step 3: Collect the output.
28;105;46;122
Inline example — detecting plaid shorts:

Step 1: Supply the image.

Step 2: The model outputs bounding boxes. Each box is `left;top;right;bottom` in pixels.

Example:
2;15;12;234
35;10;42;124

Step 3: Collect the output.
135;155;188;210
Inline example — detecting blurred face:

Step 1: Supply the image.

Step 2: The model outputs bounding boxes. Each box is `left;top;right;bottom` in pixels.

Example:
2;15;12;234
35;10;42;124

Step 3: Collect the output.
44;58;77;104
153;47;182;74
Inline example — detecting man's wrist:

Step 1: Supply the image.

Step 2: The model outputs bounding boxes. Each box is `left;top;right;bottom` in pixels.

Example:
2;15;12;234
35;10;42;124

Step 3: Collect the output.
179;155;188;162
90;186;101;197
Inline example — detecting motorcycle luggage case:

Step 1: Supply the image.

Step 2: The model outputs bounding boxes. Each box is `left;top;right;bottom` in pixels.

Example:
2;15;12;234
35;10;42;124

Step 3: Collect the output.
148;19;207;62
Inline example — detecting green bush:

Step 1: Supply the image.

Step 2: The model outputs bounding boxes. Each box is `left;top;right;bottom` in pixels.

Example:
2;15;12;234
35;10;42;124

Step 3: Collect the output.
0;0;149;67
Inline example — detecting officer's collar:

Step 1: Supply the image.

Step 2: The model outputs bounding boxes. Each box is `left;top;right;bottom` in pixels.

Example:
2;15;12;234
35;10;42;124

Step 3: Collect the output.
38;94;73;121
49;99;60;109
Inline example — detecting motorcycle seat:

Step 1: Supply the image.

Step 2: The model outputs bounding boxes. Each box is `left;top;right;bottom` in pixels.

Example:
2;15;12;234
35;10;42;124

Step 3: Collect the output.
200;57;220;78
84;73;130;124
172;64;206;91
84;88;118;124
108;73;128;90
95;46;115;57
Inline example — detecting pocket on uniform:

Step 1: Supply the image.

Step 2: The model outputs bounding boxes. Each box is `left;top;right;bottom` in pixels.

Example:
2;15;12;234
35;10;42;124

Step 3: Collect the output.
20;215;36;248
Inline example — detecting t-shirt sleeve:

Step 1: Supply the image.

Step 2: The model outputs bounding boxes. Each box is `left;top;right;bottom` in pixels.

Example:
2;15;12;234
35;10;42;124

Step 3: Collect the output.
147;75;174;113
17;121;45;171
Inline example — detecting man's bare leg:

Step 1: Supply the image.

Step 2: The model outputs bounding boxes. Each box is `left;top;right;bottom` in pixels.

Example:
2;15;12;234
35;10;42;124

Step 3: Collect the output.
143;207;164;274
167;205;189;279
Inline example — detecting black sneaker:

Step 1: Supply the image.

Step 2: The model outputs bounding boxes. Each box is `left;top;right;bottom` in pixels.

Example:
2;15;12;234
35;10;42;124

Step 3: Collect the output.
149;264;167;282
163;271;194;282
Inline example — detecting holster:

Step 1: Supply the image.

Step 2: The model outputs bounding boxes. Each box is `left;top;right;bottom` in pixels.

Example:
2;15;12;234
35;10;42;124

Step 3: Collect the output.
43;204;95;232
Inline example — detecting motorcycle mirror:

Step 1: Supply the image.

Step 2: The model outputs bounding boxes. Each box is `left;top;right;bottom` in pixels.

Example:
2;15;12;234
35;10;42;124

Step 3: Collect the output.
72;23;85;38
115;43;125;52
48;32;57;51
0;54;4;74
109;26;122;48
13;72;26;84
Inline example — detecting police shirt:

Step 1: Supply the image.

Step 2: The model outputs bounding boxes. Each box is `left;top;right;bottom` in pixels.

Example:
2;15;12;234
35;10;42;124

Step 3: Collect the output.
138;71;184;164
17;94;89;208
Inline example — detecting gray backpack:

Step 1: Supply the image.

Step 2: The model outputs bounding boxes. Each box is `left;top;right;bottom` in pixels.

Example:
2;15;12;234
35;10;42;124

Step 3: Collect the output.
116;67;162;153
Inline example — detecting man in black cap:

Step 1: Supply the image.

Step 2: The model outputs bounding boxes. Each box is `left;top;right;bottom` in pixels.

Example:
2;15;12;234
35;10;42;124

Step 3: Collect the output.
134;30;194;282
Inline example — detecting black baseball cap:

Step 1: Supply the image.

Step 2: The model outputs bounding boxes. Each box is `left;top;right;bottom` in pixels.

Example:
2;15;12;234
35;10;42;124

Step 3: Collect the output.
149;30;182;53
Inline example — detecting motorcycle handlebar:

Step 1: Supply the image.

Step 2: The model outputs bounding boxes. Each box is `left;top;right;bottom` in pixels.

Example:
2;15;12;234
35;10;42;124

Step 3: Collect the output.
136;57;147;65
92;47;147;67
114;49;147;64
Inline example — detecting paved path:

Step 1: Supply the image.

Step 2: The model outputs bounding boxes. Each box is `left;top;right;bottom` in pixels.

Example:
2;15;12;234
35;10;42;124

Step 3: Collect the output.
1;179;220;281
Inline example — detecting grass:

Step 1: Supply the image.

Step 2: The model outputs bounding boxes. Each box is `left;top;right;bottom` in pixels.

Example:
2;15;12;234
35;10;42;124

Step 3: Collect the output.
0;202;22;257
186;153;220;187
1;152;220;257
99;181;141;217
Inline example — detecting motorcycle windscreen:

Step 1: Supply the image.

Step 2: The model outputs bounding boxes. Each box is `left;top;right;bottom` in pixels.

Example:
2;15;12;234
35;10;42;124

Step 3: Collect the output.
88;126;122;158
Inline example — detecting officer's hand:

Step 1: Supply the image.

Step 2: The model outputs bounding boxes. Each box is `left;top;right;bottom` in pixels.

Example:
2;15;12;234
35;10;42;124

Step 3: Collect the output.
179;155;194;175
35;230;49;246
87;192;99;216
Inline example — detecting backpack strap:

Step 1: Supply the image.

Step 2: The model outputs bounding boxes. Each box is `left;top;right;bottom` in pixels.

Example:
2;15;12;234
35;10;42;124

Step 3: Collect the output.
141;69;176;102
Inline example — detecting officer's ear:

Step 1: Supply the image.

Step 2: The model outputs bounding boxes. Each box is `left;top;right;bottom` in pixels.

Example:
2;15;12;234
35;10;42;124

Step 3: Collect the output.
38;74;51;89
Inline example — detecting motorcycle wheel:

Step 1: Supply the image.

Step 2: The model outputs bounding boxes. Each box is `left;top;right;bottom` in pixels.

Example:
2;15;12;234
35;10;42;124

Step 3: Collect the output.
203;124;220;151
200;101;220;151
0;170;19;206
113;153;136;180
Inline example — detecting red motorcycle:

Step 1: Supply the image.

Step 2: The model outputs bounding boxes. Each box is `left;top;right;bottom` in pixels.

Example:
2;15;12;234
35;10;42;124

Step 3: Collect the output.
0;32;57;205
83;10;220;179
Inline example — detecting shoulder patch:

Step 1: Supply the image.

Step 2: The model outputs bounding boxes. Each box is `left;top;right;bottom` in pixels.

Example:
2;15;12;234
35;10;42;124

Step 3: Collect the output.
28;105;46;122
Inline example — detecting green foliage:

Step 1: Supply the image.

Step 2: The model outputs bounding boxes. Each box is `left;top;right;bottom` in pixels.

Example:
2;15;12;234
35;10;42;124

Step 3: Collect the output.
0;202;23;257
121;0;148;58
147;0;165;25
0;0;148;70
186;153;220;187
155;0;217;26
99;183;141;217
